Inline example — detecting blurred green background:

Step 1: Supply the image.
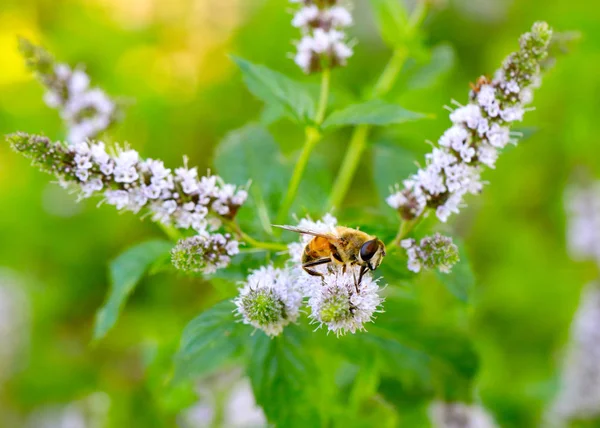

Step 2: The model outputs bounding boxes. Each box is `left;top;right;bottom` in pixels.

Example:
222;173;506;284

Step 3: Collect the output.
0;0;598;426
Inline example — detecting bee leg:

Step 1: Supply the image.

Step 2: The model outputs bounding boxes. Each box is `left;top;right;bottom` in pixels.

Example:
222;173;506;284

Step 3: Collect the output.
302;258;331;278
354;265;368;294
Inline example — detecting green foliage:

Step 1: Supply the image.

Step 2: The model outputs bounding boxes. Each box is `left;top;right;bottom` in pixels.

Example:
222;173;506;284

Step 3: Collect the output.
93;239;173;341
173;301;251;382
233;57;315;125
214;124;287;235
435;240;476;302
322;99;428;130
0;0;582;425
246;327;325;427
370;0;410;48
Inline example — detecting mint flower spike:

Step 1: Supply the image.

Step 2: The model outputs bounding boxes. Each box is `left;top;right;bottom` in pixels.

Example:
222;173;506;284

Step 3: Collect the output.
234;266;303;337
307;268;384;337
401;233;459;274
429;401;498;428
565;181;600;265
387;22;553;223
18;38;120;145
171;233;240;275
548;283;600;423
290;0;353;73
6;133;248;233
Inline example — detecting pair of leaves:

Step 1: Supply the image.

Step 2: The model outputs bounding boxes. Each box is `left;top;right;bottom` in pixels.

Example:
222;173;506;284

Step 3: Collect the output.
235;57;427;131
322;99;427;130
93;239;173;341
234;57;315;125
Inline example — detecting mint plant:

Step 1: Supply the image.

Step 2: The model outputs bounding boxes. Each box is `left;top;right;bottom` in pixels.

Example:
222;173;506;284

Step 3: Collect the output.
5;1;568;425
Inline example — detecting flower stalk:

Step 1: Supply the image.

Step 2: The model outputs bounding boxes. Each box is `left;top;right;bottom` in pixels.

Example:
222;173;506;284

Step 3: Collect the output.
274;69;330;228
327;4;427;211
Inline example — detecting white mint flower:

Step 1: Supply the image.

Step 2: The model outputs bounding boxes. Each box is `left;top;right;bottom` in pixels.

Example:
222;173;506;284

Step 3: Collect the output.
547;283;600;424
387;22;553;222
565;181;600;266
290;0;353;74
429;401;498;428
402;233;460;274
7;133;248;234
18;39;120;144
234;265;303;337
307;269;383;336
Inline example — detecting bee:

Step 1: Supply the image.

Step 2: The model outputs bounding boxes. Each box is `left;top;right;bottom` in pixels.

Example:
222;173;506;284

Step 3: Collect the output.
273;225;386;291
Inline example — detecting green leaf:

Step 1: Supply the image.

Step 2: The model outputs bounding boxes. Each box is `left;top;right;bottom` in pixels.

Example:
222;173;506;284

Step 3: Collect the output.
247;328;324;427
93;239;173;341
174;301;250;382
322;100;427;130
367;297;479;401
435;240;475;302
233;57;315;124
370;0;410;48
214;124;288;235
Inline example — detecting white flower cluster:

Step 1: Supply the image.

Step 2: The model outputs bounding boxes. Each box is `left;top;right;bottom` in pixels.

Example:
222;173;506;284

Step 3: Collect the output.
19;39;118;145
8;133;248;235
401;233;459;274
307;270;383;336
548;283;600;424
171;232;240;275
564;182;600;266
234;265;303;337
43;64;116;144
387;22;552;223
429;401;498;428
290;0;353;73
0;270;30;385
235;214;384;337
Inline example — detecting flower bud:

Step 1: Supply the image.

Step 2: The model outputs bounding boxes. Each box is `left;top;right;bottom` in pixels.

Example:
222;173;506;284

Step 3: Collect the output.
401;233;459;274
171;233;239;274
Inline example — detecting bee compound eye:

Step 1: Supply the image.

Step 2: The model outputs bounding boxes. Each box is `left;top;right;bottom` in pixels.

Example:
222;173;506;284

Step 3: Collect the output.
360;239;378;261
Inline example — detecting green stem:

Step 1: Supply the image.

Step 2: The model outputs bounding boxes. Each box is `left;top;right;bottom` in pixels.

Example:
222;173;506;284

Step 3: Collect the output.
327;49;409;210
158;223;182;242
225;220;287;252
274;69;331;227
315;68;331;123
371;47;409;98
327;124;370;210
387;211;426;250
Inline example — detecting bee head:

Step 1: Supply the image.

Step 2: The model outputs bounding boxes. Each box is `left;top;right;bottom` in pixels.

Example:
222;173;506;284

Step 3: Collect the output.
359;238;386;271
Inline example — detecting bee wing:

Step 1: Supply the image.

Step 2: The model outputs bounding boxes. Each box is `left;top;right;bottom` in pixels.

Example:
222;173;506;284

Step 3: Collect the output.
272;224;338;240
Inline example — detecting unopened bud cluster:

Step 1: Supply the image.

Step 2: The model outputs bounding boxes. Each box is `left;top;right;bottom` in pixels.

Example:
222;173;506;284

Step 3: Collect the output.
234;215;384;337
290;0;353;73
401;233;459;274
19;38;118;144
171;233;239;275
7;133;247;236
387;22;552;222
